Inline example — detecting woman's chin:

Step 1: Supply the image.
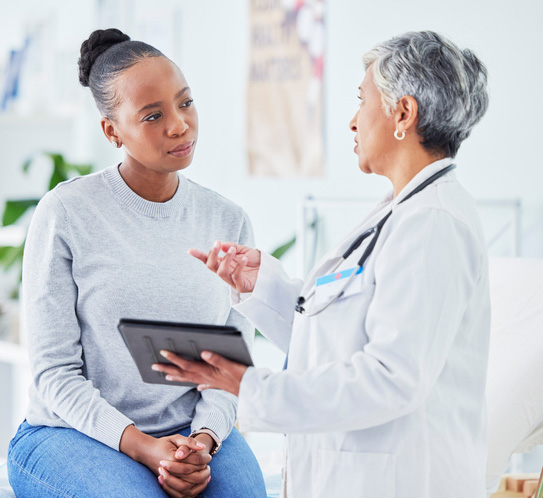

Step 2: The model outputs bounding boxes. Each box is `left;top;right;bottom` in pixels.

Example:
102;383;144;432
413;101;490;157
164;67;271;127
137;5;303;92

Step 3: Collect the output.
358;161;373;175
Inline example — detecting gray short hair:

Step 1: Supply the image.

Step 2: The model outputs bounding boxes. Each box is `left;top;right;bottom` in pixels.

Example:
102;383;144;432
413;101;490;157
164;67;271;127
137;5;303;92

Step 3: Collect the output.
363;31;489;157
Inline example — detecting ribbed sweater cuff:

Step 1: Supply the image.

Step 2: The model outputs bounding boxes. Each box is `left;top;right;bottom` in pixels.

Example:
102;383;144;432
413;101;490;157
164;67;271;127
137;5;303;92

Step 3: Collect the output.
191;407;232;441
93;404;134;451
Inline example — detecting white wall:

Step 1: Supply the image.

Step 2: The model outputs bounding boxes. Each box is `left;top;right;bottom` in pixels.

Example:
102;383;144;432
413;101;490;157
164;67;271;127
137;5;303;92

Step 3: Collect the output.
1;0;542;268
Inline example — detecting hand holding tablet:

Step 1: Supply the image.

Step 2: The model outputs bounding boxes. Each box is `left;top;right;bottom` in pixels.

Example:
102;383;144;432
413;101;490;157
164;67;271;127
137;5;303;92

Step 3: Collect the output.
118;319;253;389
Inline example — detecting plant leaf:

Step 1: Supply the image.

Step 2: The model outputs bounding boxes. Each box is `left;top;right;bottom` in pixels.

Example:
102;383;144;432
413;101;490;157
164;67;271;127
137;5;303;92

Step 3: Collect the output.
22;157;33;173
270;236;296;260
45;153;68;190
2;199;40;226
70;164;93;176
0;242;25;271
48;167;67;190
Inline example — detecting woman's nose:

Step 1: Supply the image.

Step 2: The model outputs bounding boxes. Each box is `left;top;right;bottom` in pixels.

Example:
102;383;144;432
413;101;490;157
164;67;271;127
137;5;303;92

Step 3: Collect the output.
167;117;188;137
349;111;358;132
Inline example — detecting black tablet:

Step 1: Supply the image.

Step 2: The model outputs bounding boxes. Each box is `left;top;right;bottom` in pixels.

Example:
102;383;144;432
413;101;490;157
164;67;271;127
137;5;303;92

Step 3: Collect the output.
118;318;254;387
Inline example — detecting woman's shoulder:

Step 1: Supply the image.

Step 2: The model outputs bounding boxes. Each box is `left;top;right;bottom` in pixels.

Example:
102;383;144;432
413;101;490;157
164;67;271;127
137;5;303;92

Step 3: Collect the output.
46;168;110;205
184;177;247;219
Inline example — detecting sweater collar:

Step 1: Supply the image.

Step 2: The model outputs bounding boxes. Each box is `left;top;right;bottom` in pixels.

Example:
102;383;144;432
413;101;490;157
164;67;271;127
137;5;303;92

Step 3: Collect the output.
104;164;189;218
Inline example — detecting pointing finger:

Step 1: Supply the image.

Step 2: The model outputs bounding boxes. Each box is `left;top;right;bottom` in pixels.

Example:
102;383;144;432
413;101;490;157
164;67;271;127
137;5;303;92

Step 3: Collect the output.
187;249;208;264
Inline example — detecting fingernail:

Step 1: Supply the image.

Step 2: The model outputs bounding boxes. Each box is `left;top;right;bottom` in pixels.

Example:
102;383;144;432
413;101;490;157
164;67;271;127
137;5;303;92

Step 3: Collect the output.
176;451;186;458
214;241;220;248
158;467;165;476
208;476;212;482
165;375;173;381
158;476;163;484
241;256;248;262
201;351;212;360
228;247;235;254
160;350;168;358
196;441;205;449
197;384;209;391
151;364;159;371
159;461;166;467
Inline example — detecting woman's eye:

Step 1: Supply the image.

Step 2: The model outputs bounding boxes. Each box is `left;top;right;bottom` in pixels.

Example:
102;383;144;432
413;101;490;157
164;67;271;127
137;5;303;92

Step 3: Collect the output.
181;99;194;108
144;113;161;122
357;96;364;105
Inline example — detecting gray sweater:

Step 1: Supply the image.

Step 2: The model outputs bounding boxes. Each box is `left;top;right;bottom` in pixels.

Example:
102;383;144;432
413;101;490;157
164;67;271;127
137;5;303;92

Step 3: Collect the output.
23;165;254;450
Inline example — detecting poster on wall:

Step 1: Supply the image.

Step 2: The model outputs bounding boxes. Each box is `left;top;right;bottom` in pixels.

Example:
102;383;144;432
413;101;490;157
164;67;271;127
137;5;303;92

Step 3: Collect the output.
248;0;325;177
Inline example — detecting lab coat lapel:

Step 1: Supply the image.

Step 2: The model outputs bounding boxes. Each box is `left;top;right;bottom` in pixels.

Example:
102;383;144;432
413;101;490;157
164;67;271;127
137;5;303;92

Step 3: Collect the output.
298;195;393;297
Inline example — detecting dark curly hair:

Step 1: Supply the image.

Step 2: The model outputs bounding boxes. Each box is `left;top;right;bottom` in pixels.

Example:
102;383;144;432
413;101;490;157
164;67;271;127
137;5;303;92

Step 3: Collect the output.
78;28;164;119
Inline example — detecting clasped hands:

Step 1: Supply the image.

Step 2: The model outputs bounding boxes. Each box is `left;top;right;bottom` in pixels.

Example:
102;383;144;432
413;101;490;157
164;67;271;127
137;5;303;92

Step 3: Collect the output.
120;425;212;498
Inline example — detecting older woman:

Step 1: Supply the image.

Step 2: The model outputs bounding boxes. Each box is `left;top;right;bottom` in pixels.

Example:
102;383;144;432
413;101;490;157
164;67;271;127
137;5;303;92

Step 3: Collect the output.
154;31;490;497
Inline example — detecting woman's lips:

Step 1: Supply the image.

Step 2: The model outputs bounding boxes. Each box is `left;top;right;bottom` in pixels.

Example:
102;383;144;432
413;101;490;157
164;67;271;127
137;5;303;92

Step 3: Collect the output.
168;142;194;158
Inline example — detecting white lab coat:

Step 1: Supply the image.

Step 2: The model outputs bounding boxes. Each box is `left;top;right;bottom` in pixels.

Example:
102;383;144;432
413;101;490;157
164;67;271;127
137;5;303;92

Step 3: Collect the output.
234;158;490;498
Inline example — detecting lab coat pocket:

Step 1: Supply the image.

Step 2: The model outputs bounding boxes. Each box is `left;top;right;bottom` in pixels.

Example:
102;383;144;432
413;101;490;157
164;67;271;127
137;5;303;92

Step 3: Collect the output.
306;283;376;365
313;448;395;497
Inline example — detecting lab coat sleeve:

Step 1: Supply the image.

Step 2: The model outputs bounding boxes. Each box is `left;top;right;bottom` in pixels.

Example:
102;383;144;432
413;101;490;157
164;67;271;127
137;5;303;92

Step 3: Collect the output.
191;210;255;441
237;207;484;434
231;252;303;353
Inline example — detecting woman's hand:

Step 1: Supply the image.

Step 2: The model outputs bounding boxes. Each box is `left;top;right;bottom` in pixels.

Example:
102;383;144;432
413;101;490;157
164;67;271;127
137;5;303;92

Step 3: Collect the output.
153;350;248;396
120;426;211;497
159;433;213;497
188;241;261;294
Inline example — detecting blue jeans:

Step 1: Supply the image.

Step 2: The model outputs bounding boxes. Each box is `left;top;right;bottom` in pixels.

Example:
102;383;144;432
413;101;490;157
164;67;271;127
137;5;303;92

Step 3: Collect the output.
8;421;266;497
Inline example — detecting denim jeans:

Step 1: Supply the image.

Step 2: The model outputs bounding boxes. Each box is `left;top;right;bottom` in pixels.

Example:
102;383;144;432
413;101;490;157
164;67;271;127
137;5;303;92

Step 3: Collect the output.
8;421;266;497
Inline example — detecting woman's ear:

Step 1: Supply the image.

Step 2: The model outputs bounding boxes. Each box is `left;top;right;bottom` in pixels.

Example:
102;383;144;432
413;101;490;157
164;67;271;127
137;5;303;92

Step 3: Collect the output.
394;95;418;135
101;117;120;146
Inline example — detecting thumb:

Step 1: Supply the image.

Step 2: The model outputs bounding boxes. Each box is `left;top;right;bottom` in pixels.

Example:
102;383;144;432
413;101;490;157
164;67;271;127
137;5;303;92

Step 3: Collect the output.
170;435;205;459
220;242;244;253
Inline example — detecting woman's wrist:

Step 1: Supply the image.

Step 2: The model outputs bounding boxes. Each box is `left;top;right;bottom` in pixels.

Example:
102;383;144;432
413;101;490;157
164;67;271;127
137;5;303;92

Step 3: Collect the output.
193;433;215;454
119;424;152;463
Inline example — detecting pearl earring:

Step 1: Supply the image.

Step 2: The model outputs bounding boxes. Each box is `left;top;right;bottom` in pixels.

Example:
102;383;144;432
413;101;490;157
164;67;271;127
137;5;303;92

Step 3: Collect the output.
112;141;119;148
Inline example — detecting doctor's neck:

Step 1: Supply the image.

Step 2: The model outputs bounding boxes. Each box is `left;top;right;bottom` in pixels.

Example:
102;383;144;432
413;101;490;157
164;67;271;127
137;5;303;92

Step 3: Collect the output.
386;146;446;198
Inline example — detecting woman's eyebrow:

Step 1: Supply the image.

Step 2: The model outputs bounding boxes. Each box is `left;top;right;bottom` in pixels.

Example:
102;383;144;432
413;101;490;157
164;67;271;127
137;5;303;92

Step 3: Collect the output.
137;87;190;113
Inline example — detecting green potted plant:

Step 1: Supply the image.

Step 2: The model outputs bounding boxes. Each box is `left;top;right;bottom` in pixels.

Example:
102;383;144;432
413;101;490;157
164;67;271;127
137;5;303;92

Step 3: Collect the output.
0;152;92;298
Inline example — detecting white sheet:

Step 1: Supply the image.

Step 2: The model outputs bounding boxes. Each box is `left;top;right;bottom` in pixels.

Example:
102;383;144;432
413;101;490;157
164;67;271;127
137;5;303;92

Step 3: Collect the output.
486;257;543;495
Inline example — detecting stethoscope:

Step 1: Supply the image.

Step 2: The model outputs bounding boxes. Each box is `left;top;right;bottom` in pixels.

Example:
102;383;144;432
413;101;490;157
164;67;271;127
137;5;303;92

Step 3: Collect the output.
295;164;456;317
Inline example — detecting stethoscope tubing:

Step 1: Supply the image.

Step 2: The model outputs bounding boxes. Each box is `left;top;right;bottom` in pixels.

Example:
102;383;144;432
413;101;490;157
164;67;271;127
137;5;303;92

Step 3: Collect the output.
295;262;363;317
295;164;457;316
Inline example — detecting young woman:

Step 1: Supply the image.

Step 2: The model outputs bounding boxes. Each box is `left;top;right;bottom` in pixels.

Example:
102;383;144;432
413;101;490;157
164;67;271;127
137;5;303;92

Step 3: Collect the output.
7;28;266;498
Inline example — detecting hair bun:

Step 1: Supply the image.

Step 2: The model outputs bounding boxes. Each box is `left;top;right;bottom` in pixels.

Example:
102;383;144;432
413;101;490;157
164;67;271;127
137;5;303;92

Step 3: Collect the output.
78;28;131;87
